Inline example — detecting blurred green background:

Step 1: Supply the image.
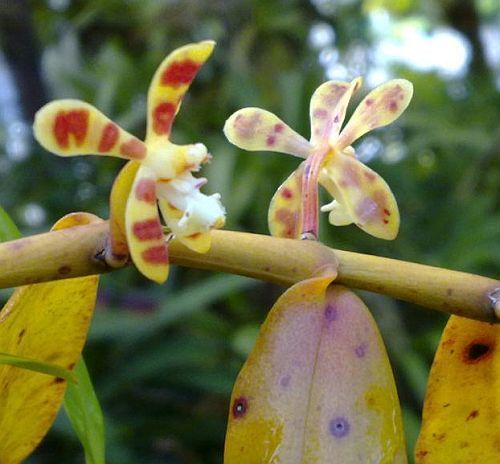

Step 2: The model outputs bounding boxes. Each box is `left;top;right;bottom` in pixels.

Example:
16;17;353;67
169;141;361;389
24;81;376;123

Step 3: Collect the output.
0;0;499;462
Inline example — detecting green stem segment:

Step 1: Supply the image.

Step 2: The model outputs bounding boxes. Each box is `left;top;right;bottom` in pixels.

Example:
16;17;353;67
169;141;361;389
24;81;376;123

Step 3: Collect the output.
0;221;498;322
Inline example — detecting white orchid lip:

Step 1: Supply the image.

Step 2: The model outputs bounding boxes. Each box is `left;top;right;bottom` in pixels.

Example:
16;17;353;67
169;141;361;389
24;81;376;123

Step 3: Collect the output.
157;172;226;237
177;191;225;231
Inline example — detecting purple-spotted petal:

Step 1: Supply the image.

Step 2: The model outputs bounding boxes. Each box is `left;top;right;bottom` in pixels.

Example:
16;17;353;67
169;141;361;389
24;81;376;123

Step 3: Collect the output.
320;152;400;240
224;108;312;158
336;79;413;150
268;163;305;239
309;78;362;147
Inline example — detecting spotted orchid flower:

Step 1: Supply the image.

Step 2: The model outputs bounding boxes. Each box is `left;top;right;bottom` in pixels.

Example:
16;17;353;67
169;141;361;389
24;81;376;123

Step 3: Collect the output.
34;41;225;283
224;78;413;240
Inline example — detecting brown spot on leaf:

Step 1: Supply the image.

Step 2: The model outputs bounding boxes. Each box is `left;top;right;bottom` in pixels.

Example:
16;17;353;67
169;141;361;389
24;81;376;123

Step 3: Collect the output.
463;340;494;363
17;329;26;343
232;396;248;419
466;410;479;421
58;265;71;275
432;432;446;442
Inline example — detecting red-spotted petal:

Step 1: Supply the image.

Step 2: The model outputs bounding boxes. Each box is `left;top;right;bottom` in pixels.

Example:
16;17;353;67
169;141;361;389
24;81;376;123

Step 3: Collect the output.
34;100;146;160
309;78;361;146
224;108;312;158
320;153;399;240
336;79;413;150
108;160;140;261
268;163;305;239
125;165;169;283
145;40;215;144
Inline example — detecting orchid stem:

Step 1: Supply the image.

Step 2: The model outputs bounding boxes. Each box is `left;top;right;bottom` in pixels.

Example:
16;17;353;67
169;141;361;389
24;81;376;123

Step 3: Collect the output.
0;221;498;322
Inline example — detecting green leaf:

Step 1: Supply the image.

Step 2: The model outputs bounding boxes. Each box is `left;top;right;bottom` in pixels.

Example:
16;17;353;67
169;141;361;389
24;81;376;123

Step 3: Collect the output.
64;357;106;464
0;205;21;242
0;351;76;382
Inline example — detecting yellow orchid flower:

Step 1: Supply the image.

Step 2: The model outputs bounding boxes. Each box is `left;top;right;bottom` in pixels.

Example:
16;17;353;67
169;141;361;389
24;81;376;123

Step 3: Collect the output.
224;77;413;240
33;40;225;284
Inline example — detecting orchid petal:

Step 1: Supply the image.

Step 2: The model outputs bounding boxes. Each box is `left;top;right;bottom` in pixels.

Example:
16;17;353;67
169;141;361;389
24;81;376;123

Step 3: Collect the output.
34;100;147;160
336;79;413;150
125;165;169;283
320;153;399;239
268;163;304;239
109;160;140;260
309;78;361;146
224;108;312;158
145;40;215;144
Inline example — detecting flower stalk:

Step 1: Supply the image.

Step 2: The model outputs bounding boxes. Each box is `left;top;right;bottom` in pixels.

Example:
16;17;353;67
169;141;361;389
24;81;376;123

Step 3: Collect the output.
0;222;497;322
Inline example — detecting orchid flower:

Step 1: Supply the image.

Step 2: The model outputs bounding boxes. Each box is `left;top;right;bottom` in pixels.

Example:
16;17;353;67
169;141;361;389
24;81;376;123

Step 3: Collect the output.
224;77;413;240
34;41;225;283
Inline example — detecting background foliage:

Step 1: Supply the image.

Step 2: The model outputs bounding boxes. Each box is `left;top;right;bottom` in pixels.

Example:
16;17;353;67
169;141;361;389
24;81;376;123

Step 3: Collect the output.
0;0;498;462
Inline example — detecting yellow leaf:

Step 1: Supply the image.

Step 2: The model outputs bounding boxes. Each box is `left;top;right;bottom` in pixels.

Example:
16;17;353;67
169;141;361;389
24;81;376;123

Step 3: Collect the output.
224;274;406;463
0;212;100;463
415;316;500;463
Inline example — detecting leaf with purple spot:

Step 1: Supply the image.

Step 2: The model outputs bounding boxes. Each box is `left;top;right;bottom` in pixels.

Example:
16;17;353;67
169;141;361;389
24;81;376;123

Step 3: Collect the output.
224;274;407;463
